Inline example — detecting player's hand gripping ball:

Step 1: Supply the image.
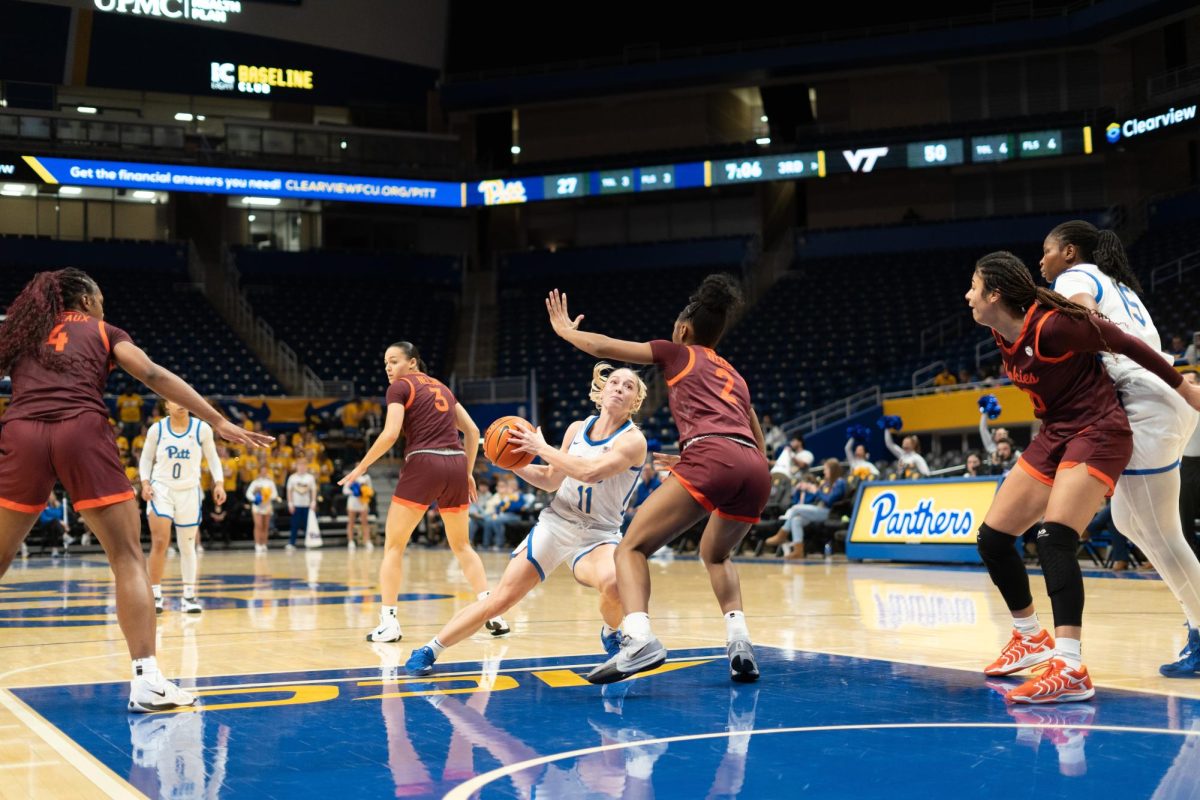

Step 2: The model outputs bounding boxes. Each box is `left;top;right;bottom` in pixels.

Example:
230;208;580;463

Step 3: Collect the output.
484;416;536;470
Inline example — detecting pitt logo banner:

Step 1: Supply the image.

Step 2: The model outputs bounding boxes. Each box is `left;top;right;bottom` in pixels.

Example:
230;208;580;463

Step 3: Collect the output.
848;478;1000;546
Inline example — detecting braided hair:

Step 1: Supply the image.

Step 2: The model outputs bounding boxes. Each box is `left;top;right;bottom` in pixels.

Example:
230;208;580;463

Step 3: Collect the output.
975;251;1110;346
678;273;744;348
0;268;98;375
1048;220;1143;294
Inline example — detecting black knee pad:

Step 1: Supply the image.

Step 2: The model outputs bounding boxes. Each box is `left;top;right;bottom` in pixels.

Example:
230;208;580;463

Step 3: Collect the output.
1036;521;1084;627
977;523;1033;611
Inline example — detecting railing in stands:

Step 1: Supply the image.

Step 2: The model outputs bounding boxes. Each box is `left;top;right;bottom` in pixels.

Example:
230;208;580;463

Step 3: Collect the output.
1150;249;1200;293
782;386;881;435
911;360;947;392
919;312;968;355
975;338;1000;371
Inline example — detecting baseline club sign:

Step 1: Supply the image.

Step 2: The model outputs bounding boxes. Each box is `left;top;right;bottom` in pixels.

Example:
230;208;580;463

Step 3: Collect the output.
93;0;241;25
844;477;1001;564
19;156;464;208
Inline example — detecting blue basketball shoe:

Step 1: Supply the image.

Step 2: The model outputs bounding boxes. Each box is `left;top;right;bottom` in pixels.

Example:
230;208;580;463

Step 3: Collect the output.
601;627;623;657
405;646;437;676
1160;626;1200;678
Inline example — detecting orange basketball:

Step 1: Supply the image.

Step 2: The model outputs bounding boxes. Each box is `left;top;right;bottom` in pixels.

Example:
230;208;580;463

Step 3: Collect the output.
483;415;535;470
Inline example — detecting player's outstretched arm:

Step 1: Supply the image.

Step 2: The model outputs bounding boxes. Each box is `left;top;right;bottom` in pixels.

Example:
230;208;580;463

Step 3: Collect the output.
113;340;273;449
339;403;403;487
545;289;654;364
510;423;646;485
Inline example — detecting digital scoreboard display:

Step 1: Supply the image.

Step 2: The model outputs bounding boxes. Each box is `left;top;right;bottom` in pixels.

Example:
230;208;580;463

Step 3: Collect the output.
709;152;823;185
905;139;965;169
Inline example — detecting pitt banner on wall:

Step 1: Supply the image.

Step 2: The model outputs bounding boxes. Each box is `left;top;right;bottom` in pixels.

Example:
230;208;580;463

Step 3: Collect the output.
844;476;1002;564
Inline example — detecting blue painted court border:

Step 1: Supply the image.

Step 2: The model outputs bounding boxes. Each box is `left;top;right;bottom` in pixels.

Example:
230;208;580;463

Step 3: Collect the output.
11;645;1200;799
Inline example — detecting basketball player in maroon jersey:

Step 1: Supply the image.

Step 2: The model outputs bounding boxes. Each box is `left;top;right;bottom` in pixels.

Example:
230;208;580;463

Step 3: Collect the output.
543;274;771;684
0;268;273;712
338;341;508;643
966;252;1200;703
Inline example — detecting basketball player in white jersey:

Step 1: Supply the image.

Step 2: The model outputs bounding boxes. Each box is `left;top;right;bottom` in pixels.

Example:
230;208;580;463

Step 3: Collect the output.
140;399;225;613
1042;220;1200;676
404;363;648;674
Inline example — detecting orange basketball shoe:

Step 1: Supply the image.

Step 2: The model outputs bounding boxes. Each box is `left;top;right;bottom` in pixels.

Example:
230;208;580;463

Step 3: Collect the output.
1006;659;1095;704
984;629;1056;676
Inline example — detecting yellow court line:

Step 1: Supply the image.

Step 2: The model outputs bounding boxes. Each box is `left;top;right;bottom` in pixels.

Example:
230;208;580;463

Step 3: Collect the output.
0;689;143;800
445;721;1200;800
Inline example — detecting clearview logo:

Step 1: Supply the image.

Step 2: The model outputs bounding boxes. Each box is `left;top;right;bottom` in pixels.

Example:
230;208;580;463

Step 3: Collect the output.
1106;105;1198;143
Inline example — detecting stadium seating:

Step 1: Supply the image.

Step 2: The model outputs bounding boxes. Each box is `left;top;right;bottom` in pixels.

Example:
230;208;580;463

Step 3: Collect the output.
0;238;278;396
232;249;461;397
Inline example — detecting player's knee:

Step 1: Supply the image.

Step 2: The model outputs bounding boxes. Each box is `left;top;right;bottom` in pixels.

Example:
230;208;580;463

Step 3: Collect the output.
977;522;1017;562
1036;521;1081;595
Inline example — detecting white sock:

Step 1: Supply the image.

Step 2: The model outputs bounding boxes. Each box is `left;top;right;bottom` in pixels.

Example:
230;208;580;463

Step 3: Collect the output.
382;605;397;618
132;656;160;681
1056;637;1082;668
623;612;652;641
151;585;162;600
725;610;750;642
428;638;445;657
602;624;619;637
183;585;195;599
1013;613;1040;635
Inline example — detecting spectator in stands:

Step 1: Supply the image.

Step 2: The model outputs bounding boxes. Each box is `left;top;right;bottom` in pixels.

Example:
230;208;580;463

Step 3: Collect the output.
958;367;976;385
1184;334;1198;366
980;415;1021;464
763;459;847;559
37;493;73;557
468;480;495;545
987;437;1018;475
117;386;143;440
624;462;663;531
361;399;383;441
245;465;278;554
1082;500;1136;571
884;428;931;478
483;476;529;550
933;367;958;388
845;437;880;480
769;435;814;507
285;458;318;551
1169;335;1189;364
761;414;786;456
1181;372;1200;561
206;496;230;550
964;452;984;477
343;470;374;549
340;398;364;435
131;424;148;457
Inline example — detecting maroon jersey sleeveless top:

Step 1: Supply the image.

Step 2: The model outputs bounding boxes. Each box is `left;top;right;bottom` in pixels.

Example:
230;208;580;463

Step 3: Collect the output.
993;305;1125;430
385;372;461;455
651;340;755;447
4;311;132;422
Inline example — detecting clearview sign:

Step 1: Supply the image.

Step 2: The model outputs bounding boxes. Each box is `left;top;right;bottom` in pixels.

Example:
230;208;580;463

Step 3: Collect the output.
1105;103;1199;143
93;0;242;25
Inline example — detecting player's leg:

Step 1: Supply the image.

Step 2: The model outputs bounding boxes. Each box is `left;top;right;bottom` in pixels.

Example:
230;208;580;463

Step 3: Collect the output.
1005;463;1108;704
1113;470;1200;676
978;462;1055;677
368;500;425;642
0;508;40;577
146;511;173;612
572;544;622;629
443;508;510;636
586;477;708;684
174;489;202;613
406;557;540;675
698;514;761;682
345;504;356;548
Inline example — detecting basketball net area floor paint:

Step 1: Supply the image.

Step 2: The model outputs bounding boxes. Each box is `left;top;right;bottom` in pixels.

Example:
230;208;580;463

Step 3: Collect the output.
2;549;1199;799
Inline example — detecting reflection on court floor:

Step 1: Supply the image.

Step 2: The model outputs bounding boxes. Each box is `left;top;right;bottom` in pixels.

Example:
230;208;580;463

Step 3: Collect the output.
12;645;1200;799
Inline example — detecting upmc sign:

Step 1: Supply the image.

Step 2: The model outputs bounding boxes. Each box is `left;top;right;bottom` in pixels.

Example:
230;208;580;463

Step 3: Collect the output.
93;0;242;25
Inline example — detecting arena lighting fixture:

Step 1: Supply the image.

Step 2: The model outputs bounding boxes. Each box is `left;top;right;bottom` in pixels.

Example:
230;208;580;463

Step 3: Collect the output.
761;115;768;122
243;196;282;207
132;190;157;200
196;115;206;121
756;137;771;145
339;140;347;150
3;183;26;193
247;214;256;222
59;186;83;195
510;145;522;155
77;106;98;114
174;112;194;121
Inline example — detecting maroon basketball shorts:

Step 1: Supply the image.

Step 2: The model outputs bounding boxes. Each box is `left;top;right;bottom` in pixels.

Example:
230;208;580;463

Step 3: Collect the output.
1016;419;1133;497
670;436;771;523
0;414;135;513
392;451;470;513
